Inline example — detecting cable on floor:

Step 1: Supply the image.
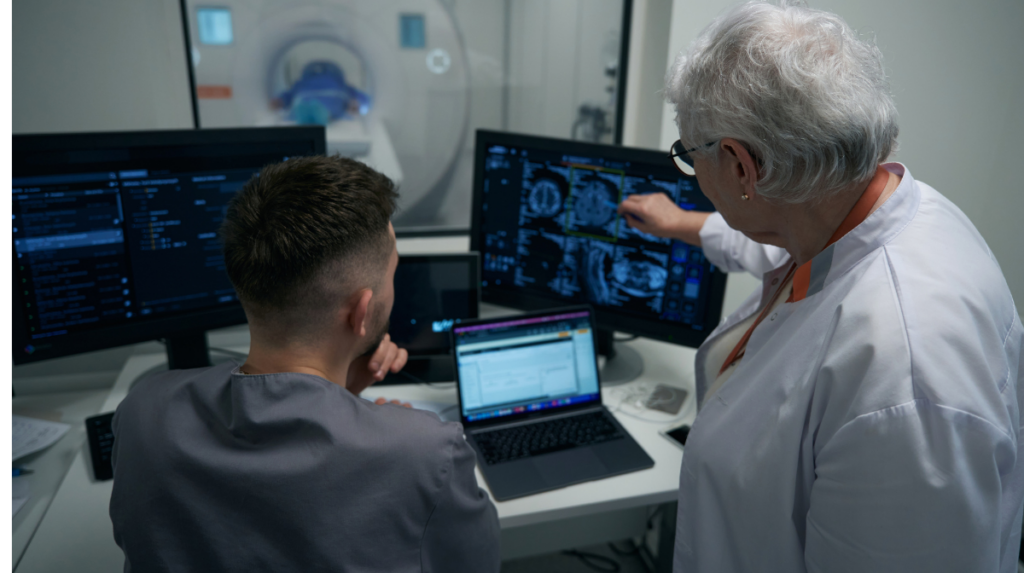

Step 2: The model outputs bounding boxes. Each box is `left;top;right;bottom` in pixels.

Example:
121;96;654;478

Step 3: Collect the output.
646;505;664;531
562;550;621;572
636;543;657;573
607;540;639;556
610;539;654;573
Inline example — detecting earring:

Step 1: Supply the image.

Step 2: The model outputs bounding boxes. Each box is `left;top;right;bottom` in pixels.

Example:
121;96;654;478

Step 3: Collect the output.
741;193;750;201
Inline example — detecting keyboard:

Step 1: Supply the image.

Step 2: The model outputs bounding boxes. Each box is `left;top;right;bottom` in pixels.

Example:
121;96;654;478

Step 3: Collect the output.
85;412;115;481
472;410;624;465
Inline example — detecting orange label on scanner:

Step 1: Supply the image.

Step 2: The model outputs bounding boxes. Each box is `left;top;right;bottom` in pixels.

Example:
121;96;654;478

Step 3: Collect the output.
196;85;233;99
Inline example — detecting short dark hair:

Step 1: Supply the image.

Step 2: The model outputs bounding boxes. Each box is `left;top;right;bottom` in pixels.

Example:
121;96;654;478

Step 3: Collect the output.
221;155;398;326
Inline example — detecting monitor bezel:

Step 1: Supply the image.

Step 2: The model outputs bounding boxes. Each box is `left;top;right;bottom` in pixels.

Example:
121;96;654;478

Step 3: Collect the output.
12;126;326;365
469;129;728;349
390;252;481;356
452;304;603;428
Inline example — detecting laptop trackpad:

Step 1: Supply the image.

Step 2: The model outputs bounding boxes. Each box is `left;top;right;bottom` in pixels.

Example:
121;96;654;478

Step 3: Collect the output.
535;448;608;486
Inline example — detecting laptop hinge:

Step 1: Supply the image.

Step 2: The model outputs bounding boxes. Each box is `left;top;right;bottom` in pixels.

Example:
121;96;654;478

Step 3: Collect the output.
467;404;607;434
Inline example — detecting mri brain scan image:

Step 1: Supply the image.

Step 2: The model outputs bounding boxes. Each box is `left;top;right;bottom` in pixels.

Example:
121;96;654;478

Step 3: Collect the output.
528;179;563;217
611;260;668;298
573;181;616;226
477;142;714;326
582;243;612;304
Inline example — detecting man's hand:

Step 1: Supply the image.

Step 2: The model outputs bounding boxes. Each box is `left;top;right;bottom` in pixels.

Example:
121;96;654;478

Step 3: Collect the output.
617;193;710;246
346;334;409;396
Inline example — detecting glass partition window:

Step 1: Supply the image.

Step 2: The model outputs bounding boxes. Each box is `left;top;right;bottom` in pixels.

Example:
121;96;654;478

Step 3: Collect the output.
184;0;628;232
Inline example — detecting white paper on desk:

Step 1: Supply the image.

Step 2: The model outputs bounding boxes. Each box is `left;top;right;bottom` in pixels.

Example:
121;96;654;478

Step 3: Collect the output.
361;398;458;422
12;478;30;517
12;497;29;517
13;415;71;461
407;400;459;422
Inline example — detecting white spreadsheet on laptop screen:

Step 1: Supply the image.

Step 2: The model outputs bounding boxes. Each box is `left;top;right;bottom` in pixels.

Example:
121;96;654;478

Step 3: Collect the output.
456;314;599;420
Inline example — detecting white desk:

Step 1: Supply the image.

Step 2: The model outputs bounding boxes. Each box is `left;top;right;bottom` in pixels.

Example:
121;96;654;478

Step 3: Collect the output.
14;335;697;572
12;389;110;569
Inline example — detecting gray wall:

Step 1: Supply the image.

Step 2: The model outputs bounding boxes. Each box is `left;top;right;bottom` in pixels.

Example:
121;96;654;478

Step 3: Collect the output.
13;0;196;393
505;0;624;141
621;0;672;150
660;0;1024;318
13;0;194;133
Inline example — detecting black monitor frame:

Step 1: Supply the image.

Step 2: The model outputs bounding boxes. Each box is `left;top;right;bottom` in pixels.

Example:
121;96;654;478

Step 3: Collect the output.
12;126;326;368
379;252;481;385
389;252;481;357
469;129;728;352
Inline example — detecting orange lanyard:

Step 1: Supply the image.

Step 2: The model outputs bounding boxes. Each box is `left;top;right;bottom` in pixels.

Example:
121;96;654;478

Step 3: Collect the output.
717;167;890;376
717;262;796;376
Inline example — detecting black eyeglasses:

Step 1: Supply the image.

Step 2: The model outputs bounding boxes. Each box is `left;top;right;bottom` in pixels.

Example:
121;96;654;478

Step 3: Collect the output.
668;140;715;176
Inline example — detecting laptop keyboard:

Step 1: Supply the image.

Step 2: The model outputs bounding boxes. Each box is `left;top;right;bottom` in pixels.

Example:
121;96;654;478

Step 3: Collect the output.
472;411;624;465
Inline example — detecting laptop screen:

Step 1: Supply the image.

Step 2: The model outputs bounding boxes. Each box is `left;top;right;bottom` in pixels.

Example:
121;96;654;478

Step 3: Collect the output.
453;309;601;423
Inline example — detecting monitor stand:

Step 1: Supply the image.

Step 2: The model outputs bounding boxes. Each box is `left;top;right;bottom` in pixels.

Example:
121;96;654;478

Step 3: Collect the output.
596;328;644;385
165;331;212;370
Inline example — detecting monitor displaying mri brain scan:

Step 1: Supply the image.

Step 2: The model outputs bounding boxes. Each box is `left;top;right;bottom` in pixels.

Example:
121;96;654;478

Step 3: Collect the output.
184;0;628;233
472;131;728;346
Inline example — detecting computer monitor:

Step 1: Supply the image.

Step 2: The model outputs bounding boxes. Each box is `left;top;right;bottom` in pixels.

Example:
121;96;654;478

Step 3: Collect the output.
12;127;326;369
470;130;727;382
384;253;480;383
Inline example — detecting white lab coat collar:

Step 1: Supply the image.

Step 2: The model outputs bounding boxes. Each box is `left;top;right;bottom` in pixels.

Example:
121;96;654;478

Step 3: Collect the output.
813;163;918;299
694;163;919;406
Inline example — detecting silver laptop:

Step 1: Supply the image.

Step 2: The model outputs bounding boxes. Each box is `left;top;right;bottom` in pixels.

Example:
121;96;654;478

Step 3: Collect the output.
452;306;654;501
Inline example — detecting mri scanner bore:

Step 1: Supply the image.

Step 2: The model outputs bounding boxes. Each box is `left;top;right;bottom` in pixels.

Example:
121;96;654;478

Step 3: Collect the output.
273;61;372;125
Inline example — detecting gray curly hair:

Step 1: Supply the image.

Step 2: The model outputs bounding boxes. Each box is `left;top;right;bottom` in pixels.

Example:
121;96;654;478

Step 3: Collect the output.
666;1;899;203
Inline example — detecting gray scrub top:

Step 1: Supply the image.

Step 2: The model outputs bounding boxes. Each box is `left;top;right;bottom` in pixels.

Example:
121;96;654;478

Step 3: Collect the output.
110;361;500;573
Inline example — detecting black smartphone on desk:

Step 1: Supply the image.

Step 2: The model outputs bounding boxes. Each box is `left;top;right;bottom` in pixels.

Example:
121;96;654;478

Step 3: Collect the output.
85;412;115;481
660;423;691;450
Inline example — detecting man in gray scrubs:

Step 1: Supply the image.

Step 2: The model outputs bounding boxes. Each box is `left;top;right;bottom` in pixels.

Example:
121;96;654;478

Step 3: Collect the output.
109;156;500;572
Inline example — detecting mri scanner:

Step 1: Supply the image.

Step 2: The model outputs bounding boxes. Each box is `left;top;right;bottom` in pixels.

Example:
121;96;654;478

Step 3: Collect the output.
185;0;471;224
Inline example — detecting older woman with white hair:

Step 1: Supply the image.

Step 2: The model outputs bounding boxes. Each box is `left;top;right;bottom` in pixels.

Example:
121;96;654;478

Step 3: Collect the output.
618;2;1024;571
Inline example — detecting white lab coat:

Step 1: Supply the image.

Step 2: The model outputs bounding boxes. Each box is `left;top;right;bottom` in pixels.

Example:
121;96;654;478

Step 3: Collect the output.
674;164;1024;572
